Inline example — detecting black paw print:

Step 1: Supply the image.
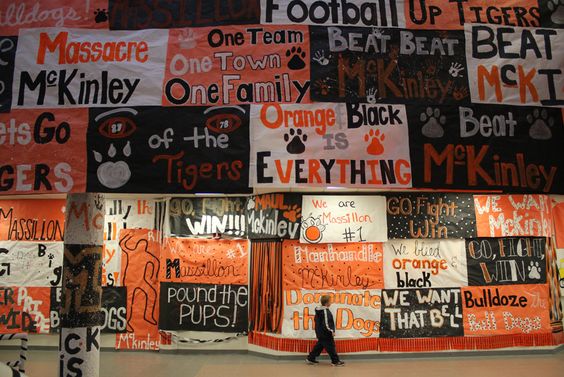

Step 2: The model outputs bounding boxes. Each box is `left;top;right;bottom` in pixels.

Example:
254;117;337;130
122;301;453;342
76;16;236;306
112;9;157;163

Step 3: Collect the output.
94;8;108;23
284;129;307;154
286;47;306;70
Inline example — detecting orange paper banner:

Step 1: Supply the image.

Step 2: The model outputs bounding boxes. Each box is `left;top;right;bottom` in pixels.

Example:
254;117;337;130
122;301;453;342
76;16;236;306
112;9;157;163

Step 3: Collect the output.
0;199;65;241
161;238;248;285
462;284;551;336
282;240;383;291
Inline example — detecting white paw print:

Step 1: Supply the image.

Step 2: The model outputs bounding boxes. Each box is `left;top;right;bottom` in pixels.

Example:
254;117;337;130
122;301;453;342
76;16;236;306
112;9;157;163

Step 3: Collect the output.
448;62;464;78
312;50;330;66
366;87;378;104
548;0;564;24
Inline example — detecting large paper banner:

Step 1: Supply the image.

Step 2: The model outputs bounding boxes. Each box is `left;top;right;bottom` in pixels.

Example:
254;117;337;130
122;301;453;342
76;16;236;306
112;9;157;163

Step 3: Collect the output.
0;199;65;241
250;103;412;188
474;195;552;237
0;241;63;287
404;0;541;30
300;195;387;243
0;36;17;113
557;248;564;296
169;197;247;237
383;239;468;289
386;193;476;239
163;25;310;106
101;287;127;333
465;24;564;107
87;106;250;193
380;288;463;338
109;0;261;29
310;27;469;104
407;104;564;193
462;284;551;335
283;240;384;291
159;282;248;332
466;238;547;286
282;289;381;339
0;0;108;35
0;286;51;333
12;28;168;108
246;193;302;239
161;238;248;285
103;198;166;287
117;229;161;350
261;0;405;27
0;109;87;194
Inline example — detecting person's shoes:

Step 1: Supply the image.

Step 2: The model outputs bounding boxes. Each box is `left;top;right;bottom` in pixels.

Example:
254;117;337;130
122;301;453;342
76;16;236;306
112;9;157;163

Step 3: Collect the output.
306;358;319;365
332;361;345;366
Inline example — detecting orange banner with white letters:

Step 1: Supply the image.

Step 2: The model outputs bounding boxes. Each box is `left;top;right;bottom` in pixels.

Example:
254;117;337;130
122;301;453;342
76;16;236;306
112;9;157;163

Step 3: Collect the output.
282;240;384;291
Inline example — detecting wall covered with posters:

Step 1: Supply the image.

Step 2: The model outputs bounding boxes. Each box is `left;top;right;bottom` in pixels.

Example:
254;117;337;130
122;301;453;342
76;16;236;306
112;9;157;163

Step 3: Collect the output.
0;0;563;356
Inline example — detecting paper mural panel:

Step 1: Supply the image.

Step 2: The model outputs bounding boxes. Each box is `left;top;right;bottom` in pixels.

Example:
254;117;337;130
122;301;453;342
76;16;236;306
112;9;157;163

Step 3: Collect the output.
465;24;564;107
161;238;248;285
261;0;404;27
250;103;412;188
101;286;127;333
407;104;564;193
109;0;261;29
87;106;250;193
552;196;564;248
0;0;109;35
12;28;168;108
283;240;384;291
0;109;87;194
0;286;51;333
465;237;547;286
474;195;552;237
169;197;247;237
0;199;65;241
310;26;469;104
0;36;17;113
282;289;381;339
117;229;161;350
246;193;302;239
163;25;310;106
386;193;476;239
462;284;551;335
159;282;248;332
404;0;541;30
383;239;468;289
0;241;63;287
380;288;463;338
300;195;387;243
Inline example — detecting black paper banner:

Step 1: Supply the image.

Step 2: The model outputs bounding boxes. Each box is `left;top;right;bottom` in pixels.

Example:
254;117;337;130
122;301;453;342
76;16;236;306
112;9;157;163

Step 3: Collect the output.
407;103;564;193
246;193;302;239
380;288;463;338
310;27;469;104
538;0;564;29
0;36;16;113
109;0;260;29
386;193;476;239
87;106;250;194
101;287;127;333
466;237;547;286
169;197;247;237
159;282;248;332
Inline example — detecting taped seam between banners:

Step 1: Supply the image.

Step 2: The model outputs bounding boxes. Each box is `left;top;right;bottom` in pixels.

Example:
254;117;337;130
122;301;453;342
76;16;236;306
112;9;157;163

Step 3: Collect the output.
248;332;562;353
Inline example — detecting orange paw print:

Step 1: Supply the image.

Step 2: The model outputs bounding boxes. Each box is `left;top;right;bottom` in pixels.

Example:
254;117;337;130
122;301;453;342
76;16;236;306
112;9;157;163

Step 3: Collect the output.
282;204;301;222
364;129;385;156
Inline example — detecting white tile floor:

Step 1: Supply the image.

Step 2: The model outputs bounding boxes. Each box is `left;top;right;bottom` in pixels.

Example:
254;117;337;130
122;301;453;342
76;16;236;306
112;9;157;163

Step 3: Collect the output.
1;349;563;377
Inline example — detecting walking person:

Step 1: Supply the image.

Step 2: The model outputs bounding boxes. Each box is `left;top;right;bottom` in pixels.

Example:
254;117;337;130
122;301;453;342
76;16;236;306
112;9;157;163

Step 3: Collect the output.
306;295;345;366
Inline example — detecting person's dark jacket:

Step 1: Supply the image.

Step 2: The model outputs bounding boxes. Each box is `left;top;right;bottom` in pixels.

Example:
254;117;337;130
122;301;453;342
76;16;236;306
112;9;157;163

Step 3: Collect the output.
314;306;335;339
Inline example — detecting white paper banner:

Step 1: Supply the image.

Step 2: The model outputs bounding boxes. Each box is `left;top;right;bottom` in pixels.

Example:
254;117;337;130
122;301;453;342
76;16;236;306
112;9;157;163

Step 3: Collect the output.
300;195;387;243
281;289;381;339
465;24;564;107
12;28;168;108
0;241;63;287
250;103;412;188
261;0;405;27
383;239;468;289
